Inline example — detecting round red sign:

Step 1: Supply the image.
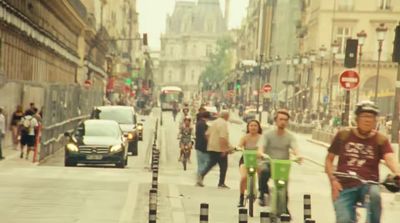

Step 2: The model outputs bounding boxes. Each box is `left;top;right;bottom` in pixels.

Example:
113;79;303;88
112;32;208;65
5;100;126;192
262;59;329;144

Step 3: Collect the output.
263;83;272;93
339;70;359;90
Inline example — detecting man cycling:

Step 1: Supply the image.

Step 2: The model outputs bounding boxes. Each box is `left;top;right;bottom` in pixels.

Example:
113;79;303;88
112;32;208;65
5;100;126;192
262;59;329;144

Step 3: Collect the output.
257;109;303;208
178;116;194;162
325;101;400;223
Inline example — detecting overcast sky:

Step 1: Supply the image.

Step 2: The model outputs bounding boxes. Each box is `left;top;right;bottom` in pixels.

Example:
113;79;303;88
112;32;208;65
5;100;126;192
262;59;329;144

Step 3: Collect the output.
138;0;249;50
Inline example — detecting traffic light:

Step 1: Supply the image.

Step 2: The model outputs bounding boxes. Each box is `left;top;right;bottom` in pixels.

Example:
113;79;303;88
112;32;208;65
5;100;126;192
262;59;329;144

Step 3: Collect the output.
393;24;400;63
235;80;241;89
344;39;358;68
124;78;132;85
143;33;148;46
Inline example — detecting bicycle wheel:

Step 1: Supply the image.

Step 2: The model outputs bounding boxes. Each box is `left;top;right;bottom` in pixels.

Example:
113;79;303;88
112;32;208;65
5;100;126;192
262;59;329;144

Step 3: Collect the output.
248;174;255;217
182;152;187;171
276;186;287;217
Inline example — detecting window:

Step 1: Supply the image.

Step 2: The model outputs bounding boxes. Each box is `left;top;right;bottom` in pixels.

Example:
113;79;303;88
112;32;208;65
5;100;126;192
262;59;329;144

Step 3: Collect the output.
170;46;174;57
191;70;195;82
168;70;172;82
337;0;354;11
379;0;391;10
335;27;352;54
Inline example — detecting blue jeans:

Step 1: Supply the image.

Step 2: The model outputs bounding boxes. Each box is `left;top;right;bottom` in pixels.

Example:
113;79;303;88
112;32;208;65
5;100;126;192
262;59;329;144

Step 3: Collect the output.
334;185;381;223
196;150;209;175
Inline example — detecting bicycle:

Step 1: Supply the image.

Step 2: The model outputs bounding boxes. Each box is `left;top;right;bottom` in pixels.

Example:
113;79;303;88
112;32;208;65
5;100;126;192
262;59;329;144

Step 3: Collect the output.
241;148;259;217
261;154;301;222
333;171;383;223
180;142;192;171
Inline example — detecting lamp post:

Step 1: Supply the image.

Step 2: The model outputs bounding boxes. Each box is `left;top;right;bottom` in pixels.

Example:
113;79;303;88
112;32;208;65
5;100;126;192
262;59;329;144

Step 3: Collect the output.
301;54;309;110
308;50;316;111
292;55;300;109
328;40;339;112
256;54;264;122
317;45;327;119
356;30;367;103
374;23;388;102
274;55;281;109
285;55;292;108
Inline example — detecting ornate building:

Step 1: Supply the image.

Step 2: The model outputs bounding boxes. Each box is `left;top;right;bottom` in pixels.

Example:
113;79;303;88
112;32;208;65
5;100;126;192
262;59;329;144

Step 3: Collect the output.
159;0;227;99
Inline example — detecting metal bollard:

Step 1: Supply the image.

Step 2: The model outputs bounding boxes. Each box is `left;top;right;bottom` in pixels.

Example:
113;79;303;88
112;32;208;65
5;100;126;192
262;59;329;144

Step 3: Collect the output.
260;211;271;223
304;194;312;220
238;208;247;223
199;203;209;223
149;189;157;223
280;214;290;223
305;219;316;223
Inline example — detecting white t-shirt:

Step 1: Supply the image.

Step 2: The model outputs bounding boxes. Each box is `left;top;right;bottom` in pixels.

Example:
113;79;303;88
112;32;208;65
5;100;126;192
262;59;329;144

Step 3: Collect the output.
21;115;39;136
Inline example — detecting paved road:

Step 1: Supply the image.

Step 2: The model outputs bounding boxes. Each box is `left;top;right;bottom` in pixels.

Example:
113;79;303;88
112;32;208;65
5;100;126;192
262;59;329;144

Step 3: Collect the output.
0;108;399;223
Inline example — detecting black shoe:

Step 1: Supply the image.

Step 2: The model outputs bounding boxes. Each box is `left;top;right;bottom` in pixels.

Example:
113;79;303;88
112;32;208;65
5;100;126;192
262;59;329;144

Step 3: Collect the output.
237;194;244;207
20;153;23;159
218;184;230;189
0;157;5;160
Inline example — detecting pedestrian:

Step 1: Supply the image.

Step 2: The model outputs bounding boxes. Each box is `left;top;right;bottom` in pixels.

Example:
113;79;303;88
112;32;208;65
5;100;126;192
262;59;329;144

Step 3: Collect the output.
10;105;23;150
19;109;39;160
325;101;400;223
195;111;211;175
237;120;263;207
0;107;6;160
257;108;303;208
25;102;37;113
196;110;233;188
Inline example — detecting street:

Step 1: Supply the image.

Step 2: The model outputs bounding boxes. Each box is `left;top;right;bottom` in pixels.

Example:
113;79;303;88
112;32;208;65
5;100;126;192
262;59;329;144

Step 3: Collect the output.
0;109;399;223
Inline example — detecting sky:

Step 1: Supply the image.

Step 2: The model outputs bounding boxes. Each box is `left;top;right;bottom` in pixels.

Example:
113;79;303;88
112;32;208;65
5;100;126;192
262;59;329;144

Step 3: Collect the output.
138;0;249;50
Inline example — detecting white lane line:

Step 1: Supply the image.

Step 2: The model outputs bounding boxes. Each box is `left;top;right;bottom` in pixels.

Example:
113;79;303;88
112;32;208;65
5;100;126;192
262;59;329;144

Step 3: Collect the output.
118;182;138;223
168;184;186;222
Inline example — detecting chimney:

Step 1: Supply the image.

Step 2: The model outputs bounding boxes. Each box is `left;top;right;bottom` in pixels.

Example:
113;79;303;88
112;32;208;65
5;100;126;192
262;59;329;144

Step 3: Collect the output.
224;0;230;28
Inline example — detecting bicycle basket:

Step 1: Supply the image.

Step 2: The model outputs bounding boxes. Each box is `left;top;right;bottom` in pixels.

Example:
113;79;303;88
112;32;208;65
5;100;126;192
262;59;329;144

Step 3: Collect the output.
270;159;292;181
243;149;258;168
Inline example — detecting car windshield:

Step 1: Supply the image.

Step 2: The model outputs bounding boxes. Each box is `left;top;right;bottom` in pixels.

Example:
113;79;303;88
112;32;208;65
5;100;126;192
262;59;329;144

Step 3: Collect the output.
75;122;120;138
98;109;133;124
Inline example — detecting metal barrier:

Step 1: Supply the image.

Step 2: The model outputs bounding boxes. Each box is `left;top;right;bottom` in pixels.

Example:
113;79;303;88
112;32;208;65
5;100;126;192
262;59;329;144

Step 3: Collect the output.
238;208;248;223
148;119;160;222
260;211;271;223
304;194;312;221
149;189;157;223
305;219;316;223
280;214;290;223
199;203;209;223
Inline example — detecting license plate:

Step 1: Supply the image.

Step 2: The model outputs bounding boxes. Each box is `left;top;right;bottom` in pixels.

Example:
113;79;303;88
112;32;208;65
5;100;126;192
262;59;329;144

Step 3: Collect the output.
86;155;103;160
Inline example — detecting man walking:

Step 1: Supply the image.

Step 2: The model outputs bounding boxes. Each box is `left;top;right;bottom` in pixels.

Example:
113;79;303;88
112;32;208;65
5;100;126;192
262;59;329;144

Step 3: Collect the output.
197;110;232;188
0;107;5;160
195;111;210;175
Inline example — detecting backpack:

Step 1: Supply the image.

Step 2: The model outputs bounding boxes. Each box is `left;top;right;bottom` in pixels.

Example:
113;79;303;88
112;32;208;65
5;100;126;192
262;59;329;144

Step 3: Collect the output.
21;116;32;132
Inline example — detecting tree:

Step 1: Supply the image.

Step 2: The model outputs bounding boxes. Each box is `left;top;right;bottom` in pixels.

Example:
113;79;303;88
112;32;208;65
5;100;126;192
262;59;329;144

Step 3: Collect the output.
199;36;234;90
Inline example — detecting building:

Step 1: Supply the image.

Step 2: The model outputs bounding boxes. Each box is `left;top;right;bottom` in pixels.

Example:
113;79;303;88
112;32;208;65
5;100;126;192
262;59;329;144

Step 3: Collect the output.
159;0;227;99
301;0;400;116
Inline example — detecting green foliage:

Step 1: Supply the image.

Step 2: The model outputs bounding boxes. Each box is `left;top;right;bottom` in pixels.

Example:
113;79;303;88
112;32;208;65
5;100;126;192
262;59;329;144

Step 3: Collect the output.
199;36;234;90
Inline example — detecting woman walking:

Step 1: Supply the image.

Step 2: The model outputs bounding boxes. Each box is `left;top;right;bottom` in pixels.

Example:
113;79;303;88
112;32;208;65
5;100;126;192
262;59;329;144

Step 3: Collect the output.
10;105;23;150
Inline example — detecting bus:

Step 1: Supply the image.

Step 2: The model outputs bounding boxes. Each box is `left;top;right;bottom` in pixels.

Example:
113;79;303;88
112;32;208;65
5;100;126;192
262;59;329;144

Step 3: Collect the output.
160;86;184;111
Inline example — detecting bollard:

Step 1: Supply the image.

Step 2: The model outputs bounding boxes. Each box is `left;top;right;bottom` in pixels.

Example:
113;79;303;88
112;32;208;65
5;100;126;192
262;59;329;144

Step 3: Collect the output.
199;203;209;223
280;214;290;223
149;189;157;223
304;194;312;221
238;208;247;223
305;219;316;223
260;211;271;223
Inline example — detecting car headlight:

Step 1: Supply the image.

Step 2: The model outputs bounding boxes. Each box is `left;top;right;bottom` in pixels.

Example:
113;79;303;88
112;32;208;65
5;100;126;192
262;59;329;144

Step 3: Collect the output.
110;144;123;152
137;125;143;131
66;143;78;152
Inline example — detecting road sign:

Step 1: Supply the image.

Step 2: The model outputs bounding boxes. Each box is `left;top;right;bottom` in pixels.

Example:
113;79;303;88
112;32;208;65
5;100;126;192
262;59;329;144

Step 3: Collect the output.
339;70;359;90
263;83;272;93
323;95;329;104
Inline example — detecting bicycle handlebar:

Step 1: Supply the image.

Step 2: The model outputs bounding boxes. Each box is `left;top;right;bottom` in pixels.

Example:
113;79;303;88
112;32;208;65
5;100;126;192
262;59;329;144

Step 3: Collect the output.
333;171;380;185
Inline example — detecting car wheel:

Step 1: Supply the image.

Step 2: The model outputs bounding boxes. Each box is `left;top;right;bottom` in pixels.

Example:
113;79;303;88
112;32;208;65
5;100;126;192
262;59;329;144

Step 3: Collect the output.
125;157;128;166
65;159;77;167
116;159;125;168
128;140;138;156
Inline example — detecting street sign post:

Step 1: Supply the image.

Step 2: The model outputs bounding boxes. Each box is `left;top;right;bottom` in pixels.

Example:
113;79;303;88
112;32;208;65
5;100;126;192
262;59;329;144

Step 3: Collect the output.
263;83;272;93
339;70;360;126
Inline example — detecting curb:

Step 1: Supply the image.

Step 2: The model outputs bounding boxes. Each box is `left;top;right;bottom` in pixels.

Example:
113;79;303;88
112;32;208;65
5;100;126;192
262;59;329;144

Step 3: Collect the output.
306;139;329;148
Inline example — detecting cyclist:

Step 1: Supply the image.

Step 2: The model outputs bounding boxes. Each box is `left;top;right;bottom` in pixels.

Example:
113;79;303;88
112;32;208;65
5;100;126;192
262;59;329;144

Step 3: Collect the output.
257;109;303;208
237;120;263;207
325;101;400;223
172;101;179;121
178;116;193;162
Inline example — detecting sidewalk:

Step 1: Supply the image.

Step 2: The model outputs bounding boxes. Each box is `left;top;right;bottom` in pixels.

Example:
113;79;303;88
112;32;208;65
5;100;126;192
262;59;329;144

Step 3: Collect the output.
0;133;38;167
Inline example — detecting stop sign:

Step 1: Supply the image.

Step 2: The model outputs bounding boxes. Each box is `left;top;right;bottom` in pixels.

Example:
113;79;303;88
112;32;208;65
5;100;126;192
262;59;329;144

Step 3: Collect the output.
263;83;272;93
339;70;359;90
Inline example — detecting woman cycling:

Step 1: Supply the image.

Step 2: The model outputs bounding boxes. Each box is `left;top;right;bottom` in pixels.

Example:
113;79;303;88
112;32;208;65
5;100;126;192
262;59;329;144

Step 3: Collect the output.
237;120;263;207
178;116;194;162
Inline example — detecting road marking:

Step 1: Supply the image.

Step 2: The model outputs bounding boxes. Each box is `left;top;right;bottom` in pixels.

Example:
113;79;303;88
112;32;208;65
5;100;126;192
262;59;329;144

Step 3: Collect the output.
118;182;138;223
160;124;167;163
168;184;186;222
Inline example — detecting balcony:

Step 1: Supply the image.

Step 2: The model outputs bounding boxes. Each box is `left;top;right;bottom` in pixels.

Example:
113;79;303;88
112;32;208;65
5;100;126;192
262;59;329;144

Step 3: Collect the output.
68;0;87;21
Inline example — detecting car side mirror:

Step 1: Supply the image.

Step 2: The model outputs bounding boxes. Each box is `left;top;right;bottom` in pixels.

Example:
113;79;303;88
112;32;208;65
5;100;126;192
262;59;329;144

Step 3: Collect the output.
64;132;71;137
123;132;128;137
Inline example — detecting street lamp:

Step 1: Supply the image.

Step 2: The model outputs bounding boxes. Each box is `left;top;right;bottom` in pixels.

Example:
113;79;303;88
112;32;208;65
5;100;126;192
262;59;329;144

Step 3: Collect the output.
328;40;339;112
356;30;367;103
256;54;264;122
374;23;388;102
301;54;309;110
274;55;281;109
317;45;327;119
292;55;300;108
308;50;316;111
285;55;292;107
